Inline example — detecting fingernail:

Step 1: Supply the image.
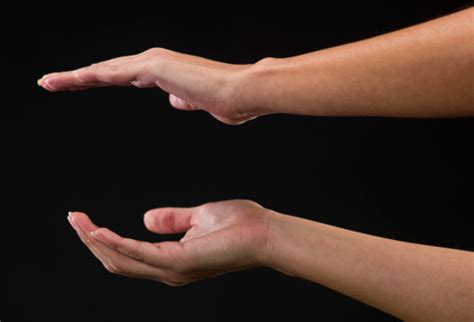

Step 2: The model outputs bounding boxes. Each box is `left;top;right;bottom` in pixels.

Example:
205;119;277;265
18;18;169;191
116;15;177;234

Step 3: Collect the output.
67;212;78;230
43;78;52;89
37;78;43;86
67;215;74;227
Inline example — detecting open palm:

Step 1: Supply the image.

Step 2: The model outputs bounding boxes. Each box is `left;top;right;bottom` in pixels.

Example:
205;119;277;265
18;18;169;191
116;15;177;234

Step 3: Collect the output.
68;200;272;286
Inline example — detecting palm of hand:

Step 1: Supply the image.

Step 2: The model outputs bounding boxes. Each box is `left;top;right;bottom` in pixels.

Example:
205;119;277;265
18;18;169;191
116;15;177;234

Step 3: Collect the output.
68;200;270;286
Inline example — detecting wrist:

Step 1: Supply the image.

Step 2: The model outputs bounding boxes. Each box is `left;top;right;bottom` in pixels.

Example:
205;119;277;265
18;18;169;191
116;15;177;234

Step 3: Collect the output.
229;57;286;118
260;210;316;278
259;209;289;269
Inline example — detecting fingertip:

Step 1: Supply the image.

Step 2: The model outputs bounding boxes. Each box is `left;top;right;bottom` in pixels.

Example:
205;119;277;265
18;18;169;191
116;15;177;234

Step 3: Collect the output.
67;212;78;230
42;77;58;91
67;210;76;221
37;73;60;91
143;210;157;232
68;211;100;233
69;211;90;220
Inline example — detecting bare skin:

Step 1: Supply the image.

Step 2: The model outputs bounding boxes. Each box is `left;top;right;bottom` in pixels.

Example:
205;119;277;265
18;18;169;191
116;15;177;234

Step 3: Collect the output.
68;201;474;322
41;7;474;322
38;8;474;122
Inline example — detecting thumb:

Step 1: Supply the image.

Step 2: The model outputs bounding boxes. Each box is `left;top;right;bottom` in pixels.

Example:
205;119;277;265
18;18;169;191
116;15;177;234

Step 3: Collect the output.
144;207;196;234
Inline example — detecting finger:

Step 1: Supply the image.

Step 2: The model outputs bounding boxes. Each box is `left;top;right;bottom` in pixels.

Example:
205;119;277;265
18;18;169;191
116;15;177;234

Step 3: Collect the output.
91;227;183;269
169;94;197;110
39;71;106;91
39;57;131;84
39;60;145;91
68;212;164;280
98;53;141;66
73;60;146;85
144;207;196;234
38;53;142;90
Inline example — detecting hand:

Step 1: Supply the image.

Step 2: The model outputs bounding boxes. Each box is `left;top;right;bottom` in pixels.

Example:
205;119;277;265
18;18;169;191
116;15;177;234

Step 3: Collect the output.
38;48;265;125
67;200;273;286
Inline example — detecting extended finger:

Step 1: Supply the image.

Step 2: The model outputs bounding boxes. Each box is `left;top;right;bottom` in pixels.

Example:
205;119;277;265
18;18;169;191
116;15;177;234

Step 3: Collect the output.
90;227;184;269
39;58;147;91
38;52;143;89
68;212;164;280
39;71;106;91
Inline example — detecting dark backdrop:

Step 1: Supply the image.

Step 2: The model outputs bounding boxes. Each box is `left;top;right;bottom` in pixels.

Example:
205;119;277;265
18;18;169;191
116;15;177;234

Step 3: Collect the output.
3;2;473;322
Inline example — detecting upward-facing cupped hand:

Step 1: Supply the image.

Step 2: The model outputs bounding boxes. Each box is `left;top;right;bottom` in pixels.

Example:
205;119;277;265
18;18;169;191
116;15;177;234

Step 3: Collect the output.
67;200;273;286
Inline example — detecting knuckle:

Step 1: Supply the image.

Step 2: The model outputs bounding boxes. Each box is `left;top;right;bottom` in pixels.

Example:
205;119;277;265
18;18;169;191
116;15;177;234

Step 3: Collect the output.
146;47;167;56
237;199;263;208
95;65;119;83
143;47;156;54
108;64;120;71
255;56;279;68
198;203;213;216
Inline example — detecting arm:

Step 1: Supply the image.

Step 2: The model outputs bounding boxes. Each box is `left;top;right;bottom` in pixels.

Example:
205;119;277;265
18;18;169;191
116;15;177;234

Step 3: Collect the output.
68;200;474;322
242;7;474;118
267;211;474;322
39;8;474;122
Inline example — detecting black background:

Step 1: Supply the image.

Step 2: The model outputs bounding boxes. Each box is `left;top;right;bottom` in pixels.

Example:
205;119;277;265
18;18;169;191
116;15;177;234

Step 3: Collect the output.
3;2;473;321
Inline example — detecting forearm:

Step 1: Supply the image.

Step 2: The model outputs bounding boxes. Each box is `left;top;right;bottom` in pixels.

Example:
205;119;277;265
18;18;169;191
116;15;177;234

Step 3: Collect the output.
239;8;474;117
264;211;474;321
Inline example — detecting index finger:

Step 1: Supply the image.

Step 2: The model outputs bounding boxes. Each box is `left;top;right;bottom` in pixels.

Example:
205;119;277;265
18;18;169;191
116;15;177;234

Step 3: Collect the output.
38;71;106;91
38;54;143;91
68;212;166;280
